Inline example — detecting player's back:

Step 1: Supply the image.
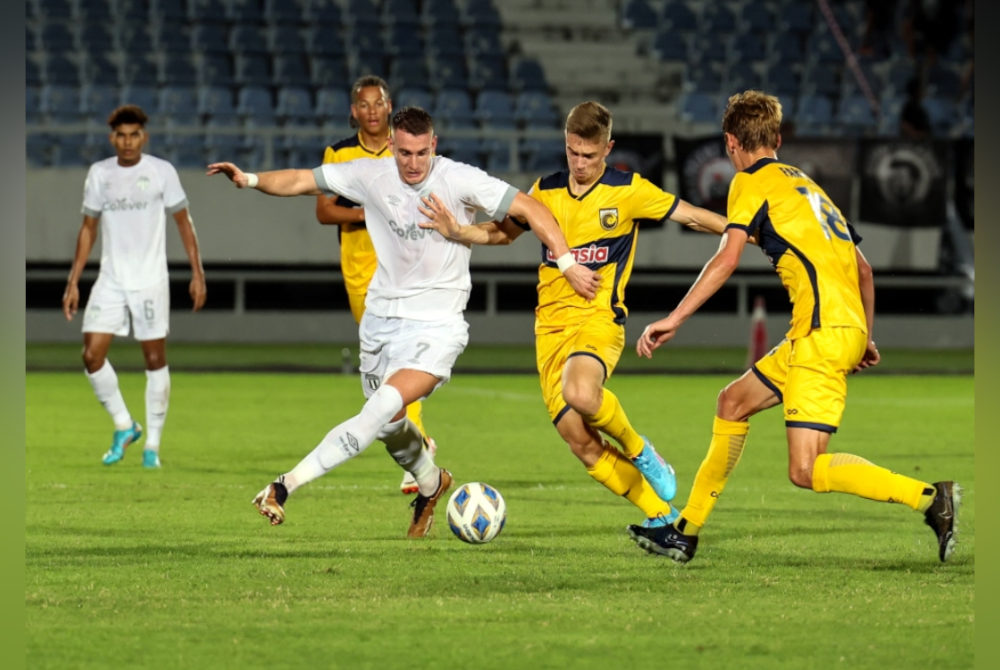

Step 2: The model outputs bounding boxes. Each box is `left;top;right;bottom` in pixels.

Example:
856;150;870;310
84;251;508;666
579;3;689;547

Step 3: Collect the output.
729;157;866;339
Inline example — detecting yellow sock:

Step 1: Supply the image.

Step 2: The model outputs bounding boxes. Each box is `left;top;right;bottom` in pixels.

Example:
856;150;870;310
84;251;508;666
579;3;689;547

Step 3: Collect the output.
587;442;672;519
406;400;426;437
812;453;934;510
584;389;645;457
680;417;749;531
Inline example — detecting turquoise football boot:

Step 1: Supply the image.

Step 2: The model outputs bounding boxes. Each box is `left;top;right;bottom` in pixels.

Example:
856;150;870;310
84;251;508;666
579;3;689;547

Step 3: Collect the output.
631;437;677;502
641;506;680;529
142;449;161;468
101;422;142;465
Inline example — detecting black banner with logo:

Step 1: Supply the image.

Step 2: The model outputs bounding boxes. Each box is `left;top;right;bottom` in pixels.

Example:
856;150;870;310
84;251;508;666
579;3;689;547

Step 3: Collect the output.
673;136;736;219
608;133;667;229
953;138;974;230
858;139;949;227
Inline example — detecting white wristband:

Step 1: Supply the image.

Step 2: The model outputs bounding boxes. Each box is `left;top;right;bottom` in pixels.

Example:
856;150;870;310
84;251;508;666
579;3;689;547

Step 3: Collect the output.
555;252;577;273
245;173;259;189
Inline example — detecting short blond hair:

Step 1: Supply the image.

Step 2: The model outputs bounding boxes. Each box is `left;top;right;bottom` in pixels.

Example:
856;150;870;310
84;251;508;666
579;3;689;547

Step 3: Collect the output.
722;90;783;152
565;101;612;144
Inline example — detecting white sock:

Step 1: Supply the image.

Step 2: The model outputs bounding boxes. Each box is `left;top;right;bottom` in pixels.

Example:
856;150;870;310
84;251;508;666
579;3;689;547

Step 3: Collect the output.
284;384;404;494
144;366;170;451
86;360;132;430
382;418;441;497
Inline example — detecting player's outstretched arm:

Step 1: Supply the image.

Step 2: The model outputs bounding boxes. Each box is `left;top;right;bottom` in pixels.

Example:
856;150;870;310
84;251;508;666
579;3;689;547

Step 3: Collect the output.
206;162;322;196
853;247;880;372
63;215;99;321
669;199;728;235
637;227;747;358
172;208;207;311
506;192;601;301
418;194;524;246
316;195;366;226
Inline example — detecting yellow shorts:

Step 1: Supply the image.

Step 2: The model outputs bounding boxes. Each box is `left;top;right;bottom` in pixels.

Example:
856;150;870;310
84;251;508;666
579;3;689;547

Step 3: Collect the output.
340;225;378;324
536;317;625;423
752;326;867;433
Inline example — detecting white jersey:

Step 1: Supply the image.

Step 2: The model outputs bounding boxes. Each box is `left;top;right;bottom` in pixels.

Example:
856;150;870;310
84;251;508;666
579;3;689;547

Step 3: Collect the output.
314;156;517;320
81;154;189;291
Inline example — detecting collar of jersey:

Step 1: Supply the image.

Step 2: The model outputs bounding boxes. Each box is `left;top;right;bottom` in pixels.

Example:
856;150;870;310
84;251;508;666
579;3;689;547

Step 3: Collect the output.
357;132;390;156
743;156;779;174
567;164;609;201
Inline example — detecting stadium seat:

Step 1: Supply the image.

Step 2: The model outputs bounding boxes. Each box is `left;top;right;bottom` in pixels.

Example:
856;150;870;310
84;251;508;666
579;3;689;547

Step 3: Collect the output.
509;59;548;92
26;86;42;125
349;52;386;80
268;26;306;55
347;29;382;59
302;0;342;25
765;62;800;97
926;65;961;99
151;21;191;53
464;27;504;59
199;54;235;87
381;0;420;27
275;86;315;123
428;56;468;91
37;0;73;19
192;24;230;54
886;59;916;95
304;26;347;59
78;0;113;21
835;95;878;133
120;26;153;56
78;23;114;55
460;0;502;30
273;55;312;88
923;97;957;136
730;31;766;63
40;24;75;53
795;94;834;127
44;55;81;86
162;54;199;86
27;133;50;166
197;85;236;117
621;0;657;30
468;56;508;92
343;0;379;30
475;90;516;128
394;88;435;111
690;32;727;63
52;134;91;167
389;59;430;92
26;25;37;53
150;0;187;22
436;136;481;165
426;36;465;61
682;62;721;93
205;117;244;150
521;138;565;174
234;54;271;87
841;62;881;98
41;84;82;124
515;91;559;128
82;54;119;86
485;141;516;172
433;89;475;127
166;145;208;169
264;0;303;25
802;63;840;97
237;86;277;122
660;0;697;32
740;0;772;33
27;58;42;87
188;0;228;24
120;85;158;113
876;97;902;137
421;0;461;29
117;0;148;21
726;62;761;92
315;88;351;121
309;56;349;88
769;31;803;62
383;26;423;58
651;30;689;62
159;85;199;116
678;91;717;123
230;25;269;55
701;4;736;33
779;2;813;34
228;0;265;24
811;33;843;63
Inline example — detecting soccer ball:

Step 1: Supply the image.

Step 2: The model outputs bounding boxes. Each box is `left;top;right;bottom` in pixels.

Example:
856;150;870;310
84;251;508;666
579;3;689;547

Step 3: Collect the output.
446;482;506;544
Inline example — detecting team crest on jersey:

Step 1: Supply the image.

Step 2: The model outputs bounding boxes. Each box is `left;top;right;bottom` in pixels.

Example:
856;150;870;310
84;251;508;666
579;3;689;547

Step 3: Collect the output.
136;176;150;191
599;208;619;230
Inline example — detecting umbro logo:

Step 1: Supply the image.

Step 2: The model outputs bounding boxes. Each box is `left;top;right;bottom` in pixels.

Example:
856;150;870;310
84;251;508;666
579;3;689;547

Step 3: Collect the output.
387;195;401;206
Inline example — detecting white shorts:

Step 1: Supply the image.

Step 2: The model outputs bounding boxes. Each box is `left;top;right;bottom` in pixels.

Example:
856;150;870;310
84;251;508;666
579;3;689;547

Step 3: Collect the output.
82;275;170;341
358;313;469;400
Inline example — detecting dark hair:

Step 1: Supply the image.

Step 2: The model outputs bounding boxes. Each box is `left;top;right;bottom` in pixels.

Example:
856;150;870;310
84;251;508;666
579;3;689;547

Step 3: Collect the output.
391;106;434;136
349;75;390;129
107;104;148;129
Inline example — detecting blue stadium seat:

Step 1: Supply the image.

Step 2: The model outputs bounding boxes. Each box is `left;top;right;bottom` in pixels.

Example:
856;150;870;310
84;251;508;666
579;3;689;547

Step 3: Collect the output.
886;59;916;95
485;141;516;172
82;54;119;86
436;137;481;165
389;59;430;91
347;29;381;59
802;63;839;97
198;85;235;117
841;62;881;98
26;25;37;53
234;54;270;86
464;27;504;59
660;0;697;32
923;97;957;136
652;30;689;62
428;56;468;91
811;33;843;63
120;85;158;113
158;85;198;118
795;94;834;127
27;134;50;166
188;0;228;24
726;62;761;92
701;4;736;33
315;88;351;120
740;0;772;33
394;88;434;111
151;21;191;53
192;24;230;54
383;26;423;58
515;91;559;128
779;2;813;34
468;56;507;92
77;0;113;21
683;61;721;93
37;0;73;19
381;0;420;27
765;62;800;97
730;31;766;63
230;25;269;55
621;0;657;30
228;0;265;24
269;25;306;55
120;26;153;56
426;37;465;61
166;145;208;169
926;65;961;99
118;0;147;21
150;0;187;22
835;95;877;133
349;52;385;80
275;86;314;122
200;54;235;86
690;32;727;63
26;86;43;125
521;138;565;174
40;24;75;53
52;134;91;167
421;0;460;29
769;31;803;62
475;90;515;128
205;117;244;150
510;59;548;92
678;91;717;123
309;56;349;87
343;0;379;30
162;54;198;86
273;55;311;88
304;26;347;59
302;0;341;25
433;89;475;127
265;0;303;25
27;58;42;87
41;84;82;123
460;0;501;30
78;23;114;55
44;55;81;86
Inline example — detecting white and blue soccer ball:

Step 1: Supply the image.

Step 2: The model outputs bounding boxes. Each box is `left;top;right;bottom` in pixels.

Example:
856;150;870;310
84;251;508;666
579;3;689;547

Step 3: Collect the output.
446;482;507;544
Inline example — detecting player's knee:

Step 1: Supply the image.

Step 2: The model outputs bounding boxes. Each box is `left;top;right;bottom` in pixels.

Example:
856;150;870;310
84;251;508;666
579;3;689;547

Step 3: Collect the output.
561;382;599;416
144;350;166;370
788;464;814;489
716;386;742;421
81;346;104;372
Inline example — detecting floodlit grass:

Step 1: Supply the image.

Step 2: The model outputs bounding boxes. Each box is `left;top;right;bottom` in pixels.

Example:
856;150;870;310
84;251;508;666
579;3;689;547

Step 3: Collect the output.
26;373;974;669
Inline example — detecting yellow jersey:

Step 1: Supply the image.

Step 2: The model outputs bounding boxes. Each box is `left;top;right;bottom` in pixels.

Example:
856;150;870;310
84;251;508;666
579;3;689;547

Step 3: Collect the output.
727;157;867;340
322;132;391;235
528;166;678;333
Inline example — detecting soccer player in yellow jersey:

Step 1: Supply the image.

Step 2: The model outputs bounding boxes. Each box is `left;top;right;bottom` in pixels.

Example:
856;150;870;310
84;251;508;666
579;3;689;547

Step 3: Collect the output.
419;101;728;531
629;90;961;563
315;76;436;495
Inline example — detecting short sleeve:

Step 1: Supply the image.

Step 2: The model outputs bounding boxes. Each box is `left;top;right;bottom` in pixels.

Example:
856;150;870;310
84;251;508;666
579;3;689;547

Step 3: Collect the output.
510;179;542;230
847;221;863;245
162;163;189;214
313;161;369;205
726;172;767;238
453;163;518;220
630;175;678;222
81;165;102;218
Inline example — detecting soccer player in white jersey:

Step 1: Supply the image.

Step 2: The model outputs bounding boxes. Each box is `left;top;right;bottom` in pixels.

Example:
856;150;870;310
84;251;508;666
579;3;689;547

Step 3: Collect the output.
208;106;600;538
62;105;207;468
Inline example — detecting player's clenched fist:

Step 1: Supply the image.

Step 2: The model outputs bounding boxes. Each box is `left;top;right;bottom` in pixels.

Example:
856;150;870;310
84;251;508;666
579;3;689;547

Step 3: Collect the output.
563;264;601;301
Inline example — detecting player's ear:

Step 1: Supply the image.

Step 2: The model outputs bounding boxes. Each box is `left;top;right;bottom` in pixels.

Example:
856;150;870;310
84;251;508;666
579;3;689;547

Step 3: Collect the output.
605;139;615;155
430;135;438;154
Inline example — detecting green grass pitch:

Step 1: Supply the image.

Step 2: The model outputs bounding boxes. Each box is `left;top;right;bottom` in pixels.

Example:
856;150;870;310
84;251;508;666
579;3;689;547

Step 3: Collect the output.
26;371;973;669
